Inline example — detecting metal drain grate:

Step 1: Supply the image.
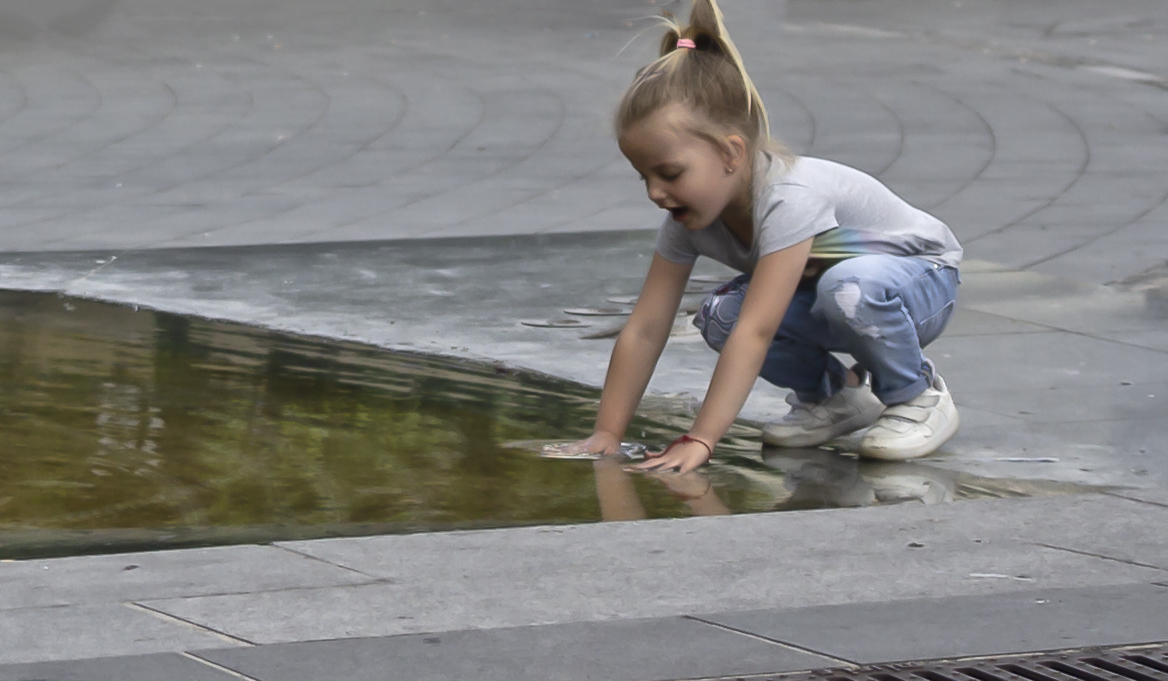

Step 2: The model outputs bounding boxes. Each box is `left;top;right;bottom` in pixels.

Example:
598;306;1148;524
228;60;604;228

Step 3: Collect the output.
717;643;1168;681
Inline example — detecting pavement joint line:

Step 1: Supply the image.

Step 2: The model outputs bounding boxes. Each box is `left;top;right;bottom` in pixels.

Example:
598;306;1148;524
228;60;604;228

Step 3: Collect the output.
1028;542;1168;574
123;602;256;648
182;652;263;681
1021;184;1168;270
682;615;858;668
125;576;398;604
964;107;1089;244
863;80;905;178
885;24;1168;91
0;602;71;615
1104;491;1168;510
962;301;1168;358
270;542;384;581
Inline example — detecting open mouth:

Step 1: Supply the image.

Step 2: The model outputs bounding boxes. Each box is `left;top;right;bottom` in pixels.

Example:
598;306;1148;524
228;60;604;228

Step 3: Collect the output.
668;207;690;222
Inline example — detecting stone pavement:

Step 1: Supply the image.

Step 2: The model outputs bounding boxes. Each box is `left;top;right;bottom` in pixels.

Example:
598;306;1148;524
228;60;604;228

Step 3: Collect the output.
1;0;1167;678
3;493;1168;679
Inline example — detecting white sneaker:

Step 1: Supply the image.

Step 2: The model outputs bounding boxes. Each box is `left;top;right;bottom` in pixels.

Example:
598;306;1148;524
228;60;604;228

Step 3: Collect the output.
859;373;959;461
762;376;885;448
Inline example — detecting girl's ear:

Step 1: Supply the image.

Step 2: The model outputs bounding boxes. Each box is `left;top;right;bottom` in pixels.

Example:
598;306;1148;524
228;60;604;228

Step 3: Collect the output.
722;134;748;173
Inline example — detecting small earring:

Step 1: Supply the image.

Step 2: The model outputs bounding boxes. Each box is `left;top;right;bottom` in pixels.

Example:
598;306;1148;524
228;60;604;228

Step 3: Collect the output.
724;166;735;175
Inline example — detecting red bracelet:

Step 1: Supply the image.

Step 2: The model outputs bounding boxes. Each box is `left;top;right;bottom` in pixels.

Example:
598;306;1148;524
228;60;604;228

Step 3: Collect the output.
650;434;713;462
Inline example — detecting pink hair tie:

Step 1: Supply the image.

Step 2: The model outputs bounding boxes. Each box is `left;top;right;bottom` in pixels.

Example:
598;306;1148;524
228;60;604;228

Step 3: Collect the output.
676;38;696;50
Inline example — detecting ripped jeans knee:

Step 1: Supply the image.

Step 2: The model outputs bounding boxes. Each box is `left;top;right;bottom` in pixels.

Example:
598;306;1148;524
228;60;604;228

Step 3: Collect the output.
694;274;750;352
814;276;885;339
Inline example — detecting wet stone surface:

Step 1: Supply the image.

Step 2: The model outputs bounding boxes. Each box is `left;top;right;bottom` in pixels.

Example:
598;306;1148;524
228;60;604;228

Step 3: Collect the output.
0;291;1100;559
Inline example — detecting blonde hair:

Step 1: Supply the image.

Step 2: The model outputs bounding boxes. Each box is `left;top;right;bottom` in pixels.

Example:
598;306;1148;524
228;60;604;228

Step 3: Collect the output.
614;0;793;164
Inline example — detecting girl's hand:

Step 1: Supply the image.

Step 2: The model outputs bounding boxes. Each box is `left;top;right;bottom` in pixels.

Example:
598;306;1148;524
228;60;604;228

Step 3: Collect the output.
632;436;712;474
564;431;622;457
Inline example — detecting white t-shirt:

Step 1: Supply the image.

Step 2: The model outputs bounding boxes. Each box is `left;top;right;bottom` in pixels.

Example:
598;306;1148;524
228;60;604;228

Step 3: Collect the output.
655;155;963;273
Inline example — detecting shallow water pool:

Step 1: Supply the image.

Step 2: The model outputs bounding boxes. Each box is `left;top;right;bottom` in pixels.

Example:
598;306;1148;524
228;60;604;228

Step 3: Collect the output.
0;291;1094;559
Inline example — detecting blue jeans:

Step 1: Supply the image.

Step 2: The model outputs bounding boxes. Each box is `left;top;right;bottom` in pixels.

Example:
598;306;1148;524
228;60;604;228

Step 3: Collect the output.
694;255;960;405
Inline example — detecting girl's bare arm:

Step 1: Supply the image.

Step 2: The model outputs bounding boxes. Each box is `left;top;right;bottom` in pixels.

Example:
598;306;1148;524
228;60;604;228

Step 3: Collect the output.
578;253;692;453
636;237;813;472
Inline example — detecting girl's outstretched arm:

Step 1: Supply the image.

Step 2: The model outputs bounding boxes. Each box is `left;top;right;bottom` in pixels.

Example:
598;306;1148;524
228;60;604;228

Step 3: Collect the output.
636;237;814;472
572;253;692;455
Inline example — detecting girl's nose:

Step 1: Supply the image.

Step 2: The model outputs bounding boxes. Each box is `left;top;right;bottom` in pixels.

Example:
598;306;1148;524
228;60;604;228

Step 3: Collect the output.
646;179;667;205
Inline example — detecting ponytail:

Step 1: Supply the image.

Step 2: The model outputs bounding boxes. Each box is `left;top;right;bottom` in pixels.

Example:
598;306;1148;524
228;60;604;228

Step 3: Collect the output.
616;0;789;163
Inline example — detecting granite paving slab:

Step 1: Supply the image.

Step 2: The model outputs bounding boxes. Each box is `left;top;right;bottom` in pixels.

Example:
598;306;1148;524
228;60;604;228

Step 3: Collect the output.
0;545;375;611
939;418;1164;488
195;616;840;681
951;383;1168;424
1109;489;1168;508
939;308;1052;337
134;496;1164;644
925;494;1168;574
701;582;1168;664
0;652;236;681
0;603;243;665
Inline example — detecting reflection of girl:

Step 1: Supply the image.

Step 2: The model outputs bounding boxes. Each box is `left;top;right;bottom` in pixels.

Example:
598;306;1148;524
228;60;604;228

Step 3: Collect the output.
758;449;957;509
592;457;729;521
592;449;956;522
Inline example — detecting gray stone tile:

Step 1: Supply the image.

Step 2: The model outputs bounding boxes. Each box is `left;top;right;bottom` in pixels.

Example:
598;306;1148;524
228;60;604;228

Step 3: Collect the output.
933;332;1168;393
1020;493;1168;570
0;603;242;665
970;287;1165;334
1034;251;1168;295
139;497;1162;644
954;382;1168;423
703;582;1168;664
968;227;1109;271
941;403;1024;429
879;146;991;183
942;308;1051;337
934;199;1053;242
957;259;1015;274
197;616;838;681
0;653;235;681
886;179;965;210
0;545;374;611
1108;489;1168;508
942;417;1166;488
1023;492;1168;572
873;494;1168;575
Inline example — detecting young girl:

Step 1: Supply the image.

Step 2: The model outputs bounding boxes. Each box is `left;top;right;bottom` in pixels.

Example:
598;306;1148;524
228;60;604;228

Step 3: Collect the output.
569;0;963;473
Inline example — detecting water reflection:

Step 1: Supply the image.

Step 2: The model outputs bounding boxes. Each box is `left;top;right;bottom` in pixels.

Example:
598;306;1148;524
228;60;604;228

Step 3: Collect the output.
593;457;730;522
600;445;1102;523
0;291;650;557
0;291;1097;559
760;448;955;509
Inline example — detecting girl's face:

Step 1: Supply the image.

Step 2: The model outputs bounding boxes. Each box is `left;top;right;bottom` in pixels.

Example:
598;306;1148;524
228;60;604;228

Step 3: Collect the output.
618;104;750;233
